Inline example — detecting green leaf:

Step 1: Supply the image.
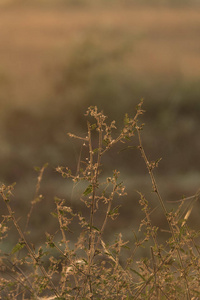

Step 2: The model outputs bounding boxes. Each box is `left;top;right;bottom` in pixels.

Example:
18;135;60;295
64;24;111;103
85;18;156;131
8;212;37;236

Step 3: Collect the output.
54;196;61;203
118;145;135;153
43;162;49;168
93;148;99;153
51;212;58;218
122;244;130;250
91;124;97;130
124;113;130;125
108;205;121;216
114;182;123;190
179;248;185;253
92;226;100;232
83;184;93;196
34;166;40;172
130;268;146;281
11;242;25;254
103;139;109;145
48;242;55;248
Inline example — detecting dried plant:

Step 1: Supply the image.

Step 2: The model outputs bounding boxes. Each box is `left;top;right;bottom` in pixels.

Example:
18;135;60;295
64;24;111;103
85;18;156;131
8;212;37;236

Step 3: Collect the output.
0;100;199;299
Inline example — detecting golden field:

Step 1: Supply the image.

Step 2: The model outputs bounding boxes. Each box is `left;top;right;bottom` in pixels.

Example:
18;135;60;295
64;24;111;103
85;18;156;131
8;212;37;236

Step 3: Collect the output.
0;3;200;109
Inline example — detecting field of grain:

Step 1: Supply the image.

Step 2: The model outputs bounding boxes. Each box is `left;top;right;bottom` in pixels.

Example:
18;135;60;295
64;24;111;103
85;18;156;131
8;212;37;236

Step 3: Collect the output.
0;3;200;109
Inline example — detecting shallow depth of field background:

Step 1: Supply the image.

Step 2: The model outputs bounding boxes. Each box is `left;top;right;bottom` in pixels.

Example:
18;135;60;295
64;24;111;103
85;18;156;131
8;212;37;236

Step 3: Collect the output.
0;0;200;251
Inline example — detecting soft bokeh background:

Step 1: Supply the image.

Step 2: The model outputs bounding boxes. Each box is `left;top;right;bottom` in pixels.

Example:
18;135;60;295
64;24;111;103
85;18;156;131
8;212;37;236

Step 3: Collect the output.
0;0;200;251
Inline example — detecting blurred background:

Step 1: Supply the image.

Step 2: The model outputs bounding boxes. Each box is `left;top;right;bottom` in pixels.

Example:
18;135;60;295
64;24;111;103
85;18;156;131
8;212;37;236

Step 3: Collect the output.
0;0;200;252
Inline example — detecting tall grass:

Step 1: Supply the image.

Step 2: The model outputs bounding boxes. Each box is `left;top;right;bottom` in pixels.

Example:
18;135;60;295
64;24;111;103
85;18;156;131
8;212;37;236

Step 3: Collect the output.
0;101;199;299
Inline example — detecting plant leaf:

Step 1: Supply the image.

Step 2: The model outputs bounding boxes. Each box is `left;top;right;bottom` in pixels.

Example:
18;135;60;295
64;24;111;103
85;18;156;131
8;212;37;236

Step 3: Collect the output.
83;184;93;196
130;268;146;281
11;242;25;254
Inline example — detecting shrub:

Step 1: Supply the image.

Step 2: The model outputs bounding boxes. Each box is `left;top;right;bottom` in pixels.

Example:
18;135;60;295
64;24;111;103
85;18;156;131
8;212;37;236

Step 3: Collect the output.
0;100;199;299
